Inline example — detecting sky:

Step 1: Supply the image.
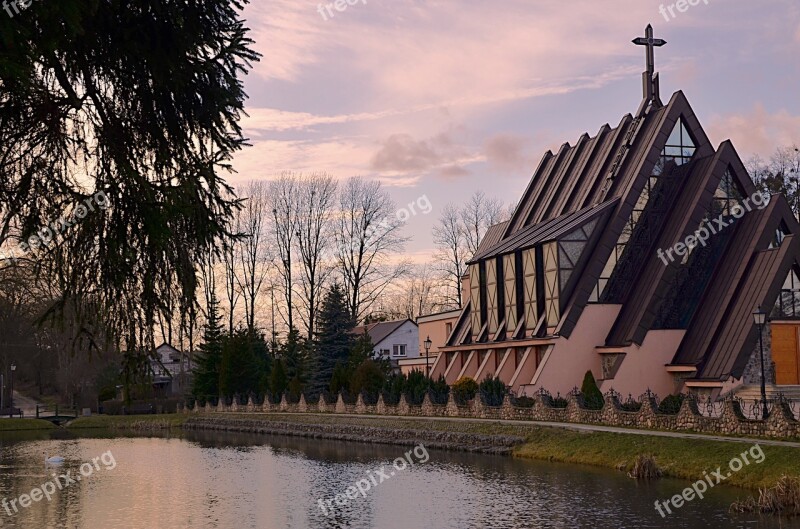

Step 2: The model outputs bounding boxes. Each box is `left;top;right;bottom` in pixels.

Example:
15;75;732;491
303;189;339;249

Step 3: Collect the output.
231;0;800;260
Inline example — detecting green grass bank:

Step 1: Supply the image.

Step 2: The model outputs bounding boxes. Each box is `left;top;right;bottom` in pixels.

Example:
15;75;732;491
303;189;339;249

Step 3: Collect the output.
0;419;55;431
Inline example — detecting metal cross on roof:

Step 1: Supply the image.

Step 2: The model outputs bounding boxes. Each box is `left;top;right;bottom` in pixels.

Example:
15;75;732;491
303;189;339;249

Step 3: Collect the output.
633;24;667;114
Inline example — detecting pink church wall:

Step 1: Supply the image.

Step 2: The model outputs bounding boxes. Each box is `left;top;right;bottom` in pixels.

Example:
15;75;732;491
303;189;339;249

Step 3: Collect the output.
518;304;622;395
598;329;685;398
457;350;480;380
474;348;503;381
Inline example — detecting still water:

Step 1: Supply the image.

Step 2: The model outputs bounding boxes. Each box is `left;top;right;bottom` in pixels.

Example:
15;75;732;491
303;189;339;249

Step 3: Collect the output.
0;429;797;529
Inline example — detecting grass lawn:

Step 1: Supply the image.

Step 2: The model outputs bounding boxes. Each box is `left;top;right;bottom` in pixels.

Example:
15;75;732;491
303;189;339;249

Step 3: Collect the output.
197;412;799;490
515;427;799;490
67;414;188;430
0;419;56;431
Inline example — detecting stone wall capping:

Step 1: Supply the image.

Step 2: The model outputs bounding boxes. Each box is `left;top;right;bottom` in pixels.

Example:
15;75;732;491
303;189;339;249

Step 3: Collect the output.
184;389;800;439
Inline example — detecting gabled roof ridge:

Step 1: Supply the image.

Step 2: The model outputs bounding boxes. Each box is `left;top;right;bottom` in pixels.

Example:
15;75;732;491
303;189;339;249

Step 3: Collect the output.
469;197;619;263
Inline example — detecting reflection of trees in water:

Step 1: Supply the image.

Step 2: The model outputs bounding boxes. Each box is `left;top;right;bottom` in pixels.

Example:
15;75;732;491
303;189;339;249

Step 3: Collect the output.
0;433;90;526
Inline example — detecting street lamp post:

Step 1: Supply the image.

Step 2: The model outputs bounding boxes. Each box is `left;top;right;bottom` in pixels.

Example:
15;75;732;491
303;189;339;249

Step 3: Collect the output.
753;307;769;420
9;363;16;418
424;336;432;379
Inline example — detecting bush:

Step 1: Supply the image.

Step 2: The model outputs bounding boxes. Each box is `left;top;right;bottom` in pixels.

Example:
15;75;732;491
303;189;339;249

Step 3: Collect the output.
551;395;568;408
100;398;182;415
628;454;662;480
320;390;338;404
350;360;385;399
620;397;642;412
405;370;428;405
340;388;357;405
452;377;478;404
512;396;536;408
479;376;507;406
381;374;405;405
428;375;450;405
657;394;685;415
580;370;604;410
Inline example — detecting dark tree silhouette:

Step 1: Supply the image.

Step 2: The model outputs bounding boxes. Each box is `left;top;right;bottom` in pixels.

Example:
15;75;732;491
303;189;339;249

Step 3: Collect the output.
0;1;259;354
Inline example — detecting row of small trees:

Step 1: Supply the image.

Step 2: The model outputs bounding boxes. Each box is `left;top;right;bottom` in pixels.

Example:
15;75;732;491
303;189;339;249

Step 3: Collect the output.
191;280;446;402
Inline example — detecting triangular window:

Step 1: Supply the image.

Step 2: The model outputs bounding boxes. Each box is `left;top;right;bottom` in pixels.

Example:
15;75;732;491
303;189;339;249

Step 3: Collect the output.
712;169;744;217
558;222;593;291
768;222;789;249
774;267;800;319
654;117;697;175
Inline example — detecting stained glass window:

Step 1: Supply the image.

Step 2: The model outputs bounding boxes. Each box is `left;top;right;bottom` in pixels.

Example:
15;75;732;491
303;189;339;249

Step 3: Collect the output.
590;117;696;302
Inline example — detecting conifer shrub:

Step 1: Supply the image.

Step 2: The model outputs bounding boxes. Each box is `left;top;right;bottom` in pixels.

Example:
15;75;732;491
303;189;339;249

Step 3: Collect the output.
657;393;685;415
580;370;604;410
405;370;428;405
428;375;450;405
350;360;385;401
478;376;507;406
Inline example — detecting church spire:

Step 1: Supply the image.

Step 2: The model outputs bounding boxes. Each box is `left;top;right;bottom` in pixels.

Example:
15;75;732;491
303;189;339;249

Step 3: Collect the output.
632;24;667;116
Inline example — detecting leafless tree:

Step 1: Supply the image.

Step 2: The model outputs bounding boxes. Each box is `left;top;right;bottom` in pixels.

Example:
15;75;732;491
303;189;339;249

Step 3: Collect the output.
433;192;506;308
380;263;445;320
461;191;504;256
235;181;273;334
336;177;409;321
220;237;240;335
747;145;800;218
295;173;337;340
433;204;469;308
268;173;300;331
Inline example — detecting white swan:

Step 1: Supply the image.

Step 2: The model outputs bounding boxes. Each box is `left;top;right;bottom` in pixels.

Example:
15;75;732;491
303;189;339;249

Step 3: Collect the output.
44;452;64;464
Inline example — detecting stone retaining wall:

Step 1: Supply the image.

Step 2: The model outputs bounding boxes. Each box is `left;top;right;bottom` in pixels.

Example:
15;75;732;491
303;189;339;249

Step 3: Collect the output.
184;392;799;439
183;417;524;454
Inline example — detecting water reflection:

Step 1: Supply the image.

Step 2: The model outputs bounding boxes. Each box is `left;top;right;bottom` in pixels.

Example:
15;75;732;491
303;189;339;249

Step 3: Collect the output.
0;429;796;528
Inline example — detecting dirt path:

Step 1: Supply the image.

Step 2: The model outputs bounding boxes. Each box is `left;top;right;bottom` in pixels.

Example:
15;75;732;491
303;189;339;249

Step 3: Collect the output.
7;390;41;417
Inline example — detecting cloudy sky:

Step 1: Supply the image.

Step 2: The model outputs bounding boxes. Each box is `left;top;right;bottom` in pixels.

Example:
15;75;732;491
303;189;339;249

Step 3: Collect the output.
232;0;800;258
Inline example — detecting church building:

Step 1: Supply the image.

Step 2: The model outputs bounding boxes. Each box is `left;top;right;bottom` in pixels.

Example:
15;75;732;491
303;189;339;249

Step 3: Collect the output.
429;26;800;400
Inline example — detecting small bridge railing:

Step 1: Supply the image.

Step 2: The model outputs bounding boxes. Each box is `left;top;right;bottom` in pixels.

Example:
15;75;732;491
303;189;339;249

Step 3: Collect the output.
35;405;78;420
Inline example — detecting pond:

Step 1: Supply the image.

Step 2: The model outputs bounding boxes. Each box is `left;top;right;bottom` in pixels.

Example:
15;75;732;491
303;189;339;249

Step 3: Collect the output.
0;429;796;528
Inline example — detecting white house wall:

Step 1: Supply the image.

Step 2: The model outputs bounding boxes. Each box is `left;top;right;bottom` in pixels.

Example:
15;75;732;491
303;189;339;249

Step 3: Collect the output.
373;321;420;360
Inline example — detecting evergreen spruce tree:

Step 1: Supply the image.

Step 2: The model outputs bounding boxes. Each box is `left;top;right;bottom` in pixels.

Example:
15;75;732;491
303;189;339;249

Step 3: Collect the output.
219;329;266;399
0;2;259;353
280;327;309;399
191;293;224;402
310;283;356;393
269;358;288;399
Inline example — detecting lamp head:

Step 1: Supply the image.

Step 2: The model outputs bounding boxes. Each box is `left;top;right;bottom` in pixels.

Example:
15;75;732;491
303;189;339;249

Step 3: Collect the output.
753;307;767;326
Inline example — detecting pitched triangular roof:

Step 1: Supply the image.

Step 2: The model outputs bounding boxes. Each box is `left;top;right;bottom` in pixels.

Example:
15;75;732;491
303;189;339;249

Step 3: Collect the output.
352;319;415;347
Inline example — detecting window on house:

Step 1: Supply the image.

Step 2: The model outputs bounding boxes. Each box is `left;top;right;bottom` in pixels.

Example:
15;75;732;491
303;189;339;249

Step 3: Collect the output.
392;345;407;357
380;349;390;357
445;322;453;336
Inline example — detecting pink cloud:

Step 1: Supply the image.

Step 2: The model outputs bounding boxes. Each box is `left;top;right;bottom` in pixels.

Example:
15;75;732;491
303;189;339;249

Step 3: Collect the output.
708;104;800;158
484;134;536;173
